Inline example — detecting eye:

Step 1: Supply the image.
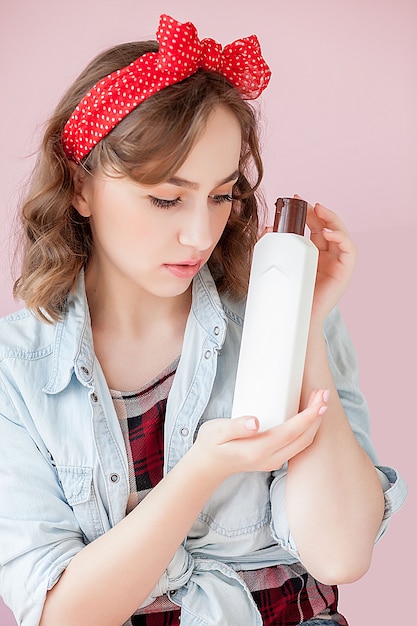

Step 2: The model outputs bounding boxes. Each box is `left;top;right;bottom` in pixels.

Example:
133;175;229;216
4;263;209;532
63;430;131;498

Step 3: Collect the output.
149;196;182;209
211;194;234;204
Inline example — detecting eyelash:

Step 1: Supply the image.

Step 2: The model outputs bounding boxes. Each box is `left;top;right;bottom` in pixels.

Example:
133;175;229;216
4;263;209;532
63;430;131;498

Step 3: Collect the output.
149;194;234;209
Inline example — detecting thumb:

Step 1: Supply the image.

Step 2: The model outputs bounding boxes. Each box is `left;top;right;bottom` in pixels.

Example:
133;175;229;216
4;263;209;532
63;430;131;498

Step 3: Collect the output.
230;415;260;438
198;415;260;445
244;416;260;432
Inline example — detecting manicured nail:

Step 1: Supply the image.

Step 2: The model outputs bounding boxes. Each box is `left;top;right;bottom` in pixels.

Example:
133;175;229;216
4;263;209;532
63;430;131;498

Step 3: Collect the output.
318;405;329;415
245;417;258;431
323;389;330;403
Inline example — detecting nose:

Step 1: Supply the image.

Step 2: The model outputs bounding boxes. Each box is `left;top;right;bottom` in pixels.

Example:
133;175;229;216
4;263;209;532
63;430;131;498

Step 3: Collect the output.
178;203;214;251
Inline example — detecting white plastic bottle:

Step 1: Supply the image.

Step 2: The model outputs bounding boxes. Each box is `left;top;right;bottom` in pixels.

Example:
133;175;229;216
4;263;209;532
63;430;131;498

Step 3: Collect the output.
231;197;318;431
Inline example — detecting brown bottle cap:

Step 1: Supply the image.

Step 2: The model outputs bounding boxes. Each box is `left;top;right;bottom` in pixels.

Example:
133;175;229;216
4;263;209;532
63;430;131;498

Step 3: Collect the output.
273;197;307;235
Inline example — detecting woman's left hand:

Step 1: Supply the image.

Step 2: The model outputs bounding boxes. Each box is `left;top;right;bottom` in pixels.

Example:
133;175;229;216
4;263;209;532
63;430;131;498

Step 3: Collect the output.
303;199;357;326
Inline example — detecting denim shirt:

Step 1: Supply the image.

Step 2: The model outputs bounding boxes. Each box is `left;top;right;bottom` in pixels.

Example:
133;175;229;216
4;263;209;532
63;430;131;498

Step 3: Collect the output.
0;265;407;626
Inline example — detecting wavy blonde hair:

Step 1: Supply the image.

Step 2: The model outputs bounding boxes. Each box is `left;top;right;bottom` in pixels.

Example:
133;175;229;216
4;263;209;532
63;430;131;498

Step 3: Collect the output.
14;40;266;322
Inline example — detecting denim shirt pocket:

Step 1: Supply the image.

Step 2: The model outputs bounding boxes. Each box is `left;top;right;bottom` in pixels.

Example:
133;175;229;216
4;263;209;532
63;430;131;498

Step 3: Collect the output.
56;465;105;542
197;472;272;537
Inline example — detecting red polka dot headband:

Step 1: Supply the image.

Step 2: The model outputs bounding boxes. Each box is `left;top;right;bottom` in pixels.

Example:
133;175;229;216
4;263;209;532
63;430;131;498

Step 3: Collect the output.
62;14;272;162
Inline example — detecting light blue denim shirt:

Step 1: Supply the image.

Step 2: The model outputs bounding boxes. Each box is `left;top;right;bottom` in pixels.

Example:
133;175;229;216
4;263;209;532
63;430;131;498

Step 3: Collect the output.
0;265;407;626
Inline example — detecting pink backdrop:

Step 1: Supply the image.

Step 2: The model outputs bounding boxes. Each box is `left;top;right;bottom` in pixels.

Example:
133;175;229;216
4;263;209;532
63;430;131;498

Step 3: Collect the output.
0;1;415;624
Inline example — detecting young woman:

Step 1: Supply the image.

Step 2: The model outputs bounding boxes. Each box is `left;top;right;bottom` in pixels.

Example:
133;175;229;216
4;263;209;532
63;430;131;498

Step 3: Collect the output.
0;14;406;626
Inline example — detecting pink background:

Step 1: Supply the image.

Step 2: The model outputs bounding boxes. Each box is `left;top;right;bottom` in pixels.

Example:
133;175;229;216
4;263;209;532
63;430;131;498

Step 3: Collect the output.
0;1;415;624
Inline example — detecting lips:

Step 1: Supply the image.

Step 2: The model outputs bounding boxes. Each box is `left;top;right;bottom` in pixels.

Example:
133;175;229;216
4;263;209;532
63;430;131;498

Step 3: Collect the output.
163;260;202;279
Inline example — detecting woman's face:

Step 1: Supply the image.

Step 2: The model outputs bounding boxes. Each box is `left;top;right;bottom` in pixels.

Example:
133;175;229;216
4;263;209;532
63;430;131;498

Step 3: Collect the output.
73;105;242;300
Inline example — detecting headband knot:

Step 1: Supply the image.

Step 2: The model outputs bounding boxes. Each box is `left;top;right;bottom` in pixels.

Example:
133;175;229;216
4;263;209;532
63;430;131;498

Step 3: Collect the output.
63;14;271;162
200;38;223;73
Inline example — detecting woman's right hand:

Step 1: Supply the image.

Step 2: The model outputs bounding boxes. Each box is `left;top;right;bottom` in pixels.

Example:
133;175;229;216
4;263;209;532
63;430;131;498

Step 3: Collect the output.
190;389;328;479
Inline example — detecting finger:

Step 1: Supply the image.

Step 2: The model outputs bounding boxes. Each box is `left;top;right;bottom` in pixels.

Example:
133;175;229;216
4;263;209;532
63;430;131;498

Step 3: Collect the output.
260;406;324;469
314;203;349;235
273;390;329;456
306;388;330;410
266;389;328;447
200;415;260;445
321;227;356;257
304;202;329;249
270;419;321;467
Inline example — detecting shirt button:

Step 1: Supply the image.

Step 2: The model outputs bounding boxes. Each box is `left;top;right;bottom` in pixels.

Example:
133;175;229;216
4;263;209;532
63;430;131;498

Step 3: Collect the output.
90;392;98;403
180;427;189;437
213;326;220;336
204;350;212;359
110;473;120;483
81;366;90;376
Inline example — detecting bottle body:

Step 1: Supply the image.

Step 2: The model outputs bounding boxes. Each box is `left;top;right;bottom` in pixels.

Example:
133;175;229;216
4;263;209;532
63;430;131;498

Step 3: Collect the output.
231;232;318;431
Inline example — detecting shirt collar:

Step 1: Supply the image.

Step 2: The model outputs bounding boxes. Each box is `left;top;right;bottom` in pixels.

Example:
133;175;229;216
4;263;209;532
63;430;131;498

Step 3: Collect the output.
43;265;228;394
43;271;95;394
191;264;228;349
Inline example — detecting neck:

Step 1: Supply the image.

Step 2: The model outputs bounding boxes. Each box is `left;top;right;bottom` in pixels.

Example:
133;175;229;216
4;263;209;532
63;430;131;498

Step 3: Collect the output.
83;264;192;390
84;266;192;339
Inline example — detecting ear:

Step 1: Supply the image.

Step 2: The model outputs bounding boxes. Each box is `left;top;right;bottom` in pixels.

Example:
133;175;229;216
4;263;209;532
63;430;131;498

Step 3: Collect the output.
69;161;92;218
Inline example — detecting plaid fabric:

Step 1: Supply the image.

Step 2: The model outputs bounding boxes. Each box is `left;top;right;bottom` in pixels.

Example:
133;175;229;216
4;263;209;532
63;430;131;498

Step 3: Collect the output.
112;363;347;626
111;358;179;514
248;566;348;625
128;563;348;625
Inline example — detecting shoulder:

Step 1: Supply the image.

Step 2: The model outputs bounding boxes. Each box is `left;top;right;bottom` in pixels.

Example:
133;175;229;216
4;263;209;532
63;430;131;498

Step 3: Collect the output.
0;272;90;364
0;307;56;360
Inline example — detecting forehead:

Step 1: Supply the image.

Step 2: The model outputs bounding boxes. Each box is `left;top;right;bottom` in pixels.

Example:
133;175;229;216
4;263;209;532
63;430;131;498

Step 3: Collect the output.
173;106;242;184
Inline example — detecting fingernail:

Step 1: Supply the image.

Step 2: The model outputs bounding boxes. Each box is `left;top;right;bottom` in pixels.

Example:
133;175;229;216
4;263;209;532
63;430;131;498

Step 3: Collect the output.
318;405;329;415
245;417;258;431
323;389;330;403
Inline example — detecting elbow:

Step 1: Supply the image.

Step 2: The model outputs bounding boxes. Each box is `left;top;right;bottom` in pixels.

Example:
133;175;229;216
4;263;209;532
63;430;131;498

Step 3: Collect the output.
306;552;373;586
300;543;373;585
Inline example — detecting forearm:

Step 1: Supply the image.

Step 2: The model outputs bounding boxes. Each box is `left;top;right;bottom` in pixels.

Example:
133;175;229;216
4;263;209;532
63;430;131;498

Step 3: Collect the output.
286;324;385;584
40;447;220;626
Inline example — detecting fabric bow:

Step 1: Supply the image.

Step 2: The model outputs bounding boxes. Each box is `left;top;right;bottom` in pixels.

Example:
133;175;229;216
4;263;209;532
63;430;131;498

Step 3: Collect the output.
140;544;264;626
62;14;271;162
155;15;271;100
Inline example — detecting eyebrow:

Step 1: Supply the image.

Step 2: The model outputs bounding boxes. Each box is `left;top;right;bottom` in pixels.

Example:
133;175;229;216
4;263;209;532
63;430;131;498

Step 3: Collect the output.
165;170;240;190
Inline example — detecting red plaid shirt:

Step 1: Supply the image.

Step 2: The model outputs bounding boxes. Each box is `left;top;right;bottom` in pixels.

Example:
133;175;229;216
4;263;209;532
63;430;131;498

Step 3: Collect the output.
111;361;347;626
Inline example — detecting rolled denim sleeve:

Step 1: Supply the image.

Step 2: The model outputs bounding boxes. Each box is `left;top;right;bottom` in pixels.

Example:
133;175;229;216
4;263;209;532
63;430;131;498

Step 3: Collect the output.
269;306;407;557
0;383;85;626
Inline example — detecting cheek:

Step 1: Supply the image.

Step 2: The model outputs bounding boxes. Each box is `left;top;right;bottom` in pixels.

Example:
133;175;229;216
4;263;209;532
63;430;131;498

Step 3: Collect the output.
214;206;233;236
91;204;159;245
